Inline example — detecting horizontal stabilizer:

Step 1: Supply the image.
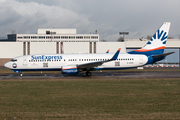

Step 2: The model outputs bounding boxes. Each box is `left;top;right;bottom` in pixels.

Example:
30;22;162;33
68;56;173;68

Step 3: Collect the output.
152;52;174;63
152;52;174;58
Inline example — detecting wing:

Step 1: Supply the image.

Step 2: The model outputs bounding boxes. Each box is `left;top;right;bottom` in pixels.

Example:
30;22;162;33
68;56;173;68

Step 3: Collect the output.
77;61;105;69
78;48;121;69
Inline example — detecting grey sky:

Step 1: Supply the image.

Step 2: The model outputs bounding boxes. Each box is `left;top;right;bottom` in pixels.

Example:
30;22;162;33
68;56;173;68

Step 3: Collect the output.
0;0;180;41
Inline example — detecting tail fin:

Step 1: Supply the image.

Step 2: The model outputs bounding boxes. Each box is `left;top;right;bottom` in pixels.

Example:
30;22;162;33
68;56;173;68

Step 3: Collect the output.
128;22;171;56
106;49;110;53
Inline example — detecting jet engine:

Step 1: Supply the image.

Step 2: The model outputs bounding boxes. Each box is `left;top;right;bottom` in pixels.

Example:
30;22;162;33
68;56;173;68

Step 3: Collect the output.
61;66;78;74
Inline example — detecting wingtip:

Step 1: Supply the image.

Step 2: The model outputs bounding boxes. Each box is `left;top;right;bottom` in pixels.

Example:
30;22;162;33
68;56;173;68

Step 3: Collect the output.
164;22;171;26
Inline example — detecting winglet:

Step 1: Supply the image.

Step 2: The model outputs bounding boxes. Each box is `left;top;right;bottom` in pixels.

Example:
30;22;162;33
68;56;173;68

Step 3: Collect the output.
111;48;121;60
106;49;110;53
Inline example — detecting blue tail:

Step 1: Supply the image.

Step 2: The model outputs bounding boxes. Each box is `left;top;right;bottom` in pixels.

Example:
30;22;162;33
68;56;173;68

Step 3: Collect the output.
128;22;172;64
128;22;171;56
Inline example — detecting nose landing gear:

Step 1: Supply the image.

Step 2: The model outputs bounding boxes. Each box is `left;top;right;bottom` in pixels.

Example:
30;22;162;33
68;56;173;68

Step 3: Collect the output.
20;73;23;77
14;70;23;77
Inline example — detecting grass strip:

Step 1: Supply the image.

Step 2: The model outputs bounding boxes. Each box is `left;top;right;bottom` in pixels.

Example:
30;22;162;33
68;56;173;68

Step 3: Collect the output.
0;78;180;119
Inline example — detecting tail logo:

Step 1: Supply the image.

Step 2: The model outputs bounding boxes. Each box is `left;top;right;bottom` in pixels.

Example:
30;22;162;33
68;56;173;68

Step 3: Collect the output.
147;29;167;45
12;63;17;68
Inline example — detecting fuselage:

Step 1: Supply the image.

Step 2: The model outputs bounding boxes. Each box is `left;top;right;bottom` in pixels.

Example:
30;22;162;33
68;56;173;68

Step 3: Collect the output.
4;53;148;72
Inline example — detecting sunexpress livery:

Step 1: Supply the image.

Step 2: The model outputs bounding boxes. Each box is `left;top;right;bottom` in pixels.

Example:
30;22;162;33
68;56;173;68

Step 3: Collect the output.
4;22;173;76
31;55;63;61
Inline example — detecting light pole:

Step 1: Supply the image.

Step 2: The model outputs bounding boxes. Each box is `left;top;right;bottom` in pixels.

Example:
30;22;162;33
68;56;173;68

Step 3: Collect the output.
50;32;53;42
119;32;129;42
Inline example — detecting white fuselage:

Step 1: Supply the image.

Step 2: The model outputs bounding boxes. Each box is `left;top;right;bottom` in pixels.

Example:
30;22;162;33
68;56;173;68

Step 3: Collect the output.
4;53;148;71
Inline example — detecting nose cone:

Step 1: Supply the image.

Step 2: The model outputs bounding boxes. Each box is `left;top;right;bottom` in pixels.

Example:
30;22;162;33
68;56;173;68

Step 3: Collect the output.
4;62;11;69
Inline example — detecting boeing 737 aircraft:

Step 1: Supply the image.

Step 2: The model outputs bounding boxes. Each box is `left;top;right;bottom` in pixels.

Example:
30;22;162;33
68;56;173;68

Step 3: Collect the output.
4;22;174;77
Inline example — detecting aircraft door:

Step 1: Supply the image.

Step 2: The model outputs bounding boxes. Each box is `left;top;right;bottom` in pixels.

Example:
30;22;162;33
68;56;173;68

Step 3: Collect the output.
23;56;28;66
139;56;143;64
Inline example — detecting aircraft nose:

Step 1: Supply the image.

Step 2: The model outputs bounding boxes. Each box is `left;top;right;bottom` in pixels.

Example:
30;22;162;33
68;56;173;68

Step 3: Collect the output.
4;62;11;69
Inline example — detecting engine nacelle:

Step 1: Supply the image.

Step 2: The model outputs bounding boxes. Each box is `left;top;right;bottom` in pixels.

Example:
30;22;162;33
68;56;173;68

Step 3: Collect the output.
61;66;78;74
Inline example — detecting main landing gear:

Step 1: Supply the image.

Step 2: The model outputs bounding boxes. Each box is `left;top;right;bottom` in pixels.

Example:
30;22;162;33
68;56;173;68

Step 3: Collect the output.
86;71;92;77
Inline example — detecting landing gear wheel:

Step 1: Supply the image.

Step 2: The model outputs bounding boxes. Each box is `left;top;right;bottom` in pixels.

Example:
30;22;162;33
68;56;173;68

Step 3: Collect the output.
86;71;92;77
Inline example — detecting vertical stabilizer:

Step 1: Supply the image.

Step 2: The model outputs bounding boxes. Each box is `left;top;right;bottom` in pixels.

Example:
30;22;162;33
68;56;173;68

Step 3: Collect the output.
129;22;171;56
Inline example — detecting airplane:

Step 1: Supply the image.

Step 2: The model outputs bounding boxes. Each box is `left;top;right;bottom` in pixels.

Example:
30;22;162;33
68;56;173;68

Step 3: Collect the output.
4;22;174;77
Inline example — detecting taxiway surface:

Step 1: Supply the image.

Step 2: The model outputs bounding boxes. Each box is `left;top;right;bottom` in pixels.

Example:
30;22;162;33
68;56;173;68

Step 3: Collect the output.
0;68;180;79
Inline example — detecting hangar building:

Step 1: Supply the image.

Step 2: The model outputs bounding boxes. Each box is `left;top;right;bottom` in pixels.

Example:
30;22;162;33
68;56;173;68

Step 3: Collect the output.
0;29;126;66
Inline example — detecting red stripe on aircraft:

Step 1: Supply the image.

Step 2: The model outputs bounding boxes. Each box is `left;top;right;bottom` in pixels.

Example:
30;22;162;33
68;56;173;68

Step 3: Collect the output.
134;46;165;52
62;67;77;70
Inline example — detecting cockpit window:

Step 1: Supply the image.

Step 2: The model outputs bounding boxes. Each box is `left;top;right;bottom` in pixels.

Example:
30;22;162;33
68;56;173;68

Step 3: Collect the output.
10;59;17;62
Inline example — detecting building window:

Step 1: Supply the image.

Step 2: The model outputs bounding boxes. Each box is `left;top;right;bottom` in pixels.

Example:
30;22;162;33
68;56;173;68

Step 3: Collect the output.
23;42;26;55
76;36;83;39
61;36;68;39
89;42;92;53
46;36;53;39
17;37;23;39
24;36;30;39
31;36;38;39
84;36;90;39
91;36;98;39
46;31;50;34
69;36;75;39
27;42;30;55
51;32;56;34
39;36;45;39
54;36;61;39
